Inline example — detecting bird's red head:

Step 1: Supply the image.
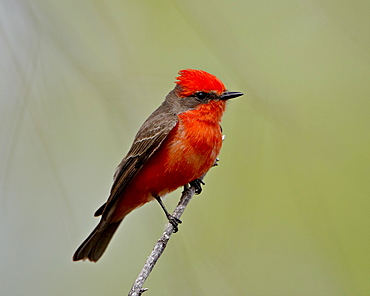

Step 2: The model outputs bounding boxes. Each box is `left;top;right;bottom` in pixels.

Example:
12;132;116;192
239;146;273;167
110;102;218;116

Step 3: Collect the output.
175;69;226;97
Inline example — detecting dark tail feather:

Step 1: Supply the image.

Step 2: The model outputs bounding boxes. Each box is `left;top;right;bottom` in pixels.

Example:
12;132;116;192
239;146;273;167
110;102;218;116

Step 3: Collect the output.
73;220;122;262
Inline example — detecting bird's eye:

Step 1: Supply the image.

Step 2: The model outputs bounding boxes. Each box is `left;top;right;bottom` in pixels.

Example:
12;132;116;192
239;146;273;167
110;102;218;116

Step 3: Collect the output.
195;92;207;100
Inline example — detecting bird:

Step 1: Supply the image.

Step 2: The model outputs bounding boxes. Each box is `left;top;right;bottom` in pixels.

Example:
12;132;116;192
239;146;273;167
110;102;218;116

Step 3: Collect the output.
73;69;243;262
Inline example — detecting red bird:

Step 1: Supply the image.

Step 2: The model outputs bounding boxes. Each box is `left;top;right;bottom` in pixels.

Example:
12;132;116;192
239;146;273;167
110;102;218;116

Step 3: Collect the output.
73;69;243;262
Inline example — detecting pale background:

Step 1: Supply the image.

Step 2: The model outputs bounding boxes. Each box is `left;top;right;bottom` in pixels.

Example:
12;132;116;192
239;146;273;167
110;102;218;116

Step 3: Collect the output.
1;1;369;295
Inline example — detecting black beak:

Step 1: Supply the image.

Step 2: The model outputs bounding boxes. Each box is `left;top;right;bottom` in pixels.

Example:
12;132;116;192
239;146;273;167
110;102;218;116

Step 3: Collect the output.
220;91;243;100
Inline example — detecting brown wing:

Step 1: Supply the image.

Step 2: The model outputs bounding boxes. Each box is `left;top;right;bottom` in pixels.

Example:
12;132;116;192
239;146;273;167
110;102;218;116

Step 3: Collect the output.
96;99;178;222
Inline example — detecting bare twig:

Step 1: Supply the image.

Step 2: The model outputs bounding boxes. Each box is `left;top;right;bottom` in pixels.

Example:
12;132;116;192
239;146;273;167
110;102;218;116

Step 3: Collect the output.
128;183;198;296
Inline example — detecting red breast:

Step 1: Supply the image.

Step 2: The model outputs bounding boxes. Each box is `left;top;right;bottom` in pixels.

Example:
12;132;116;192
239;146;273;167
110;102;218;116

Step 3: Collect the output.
111;100;225;221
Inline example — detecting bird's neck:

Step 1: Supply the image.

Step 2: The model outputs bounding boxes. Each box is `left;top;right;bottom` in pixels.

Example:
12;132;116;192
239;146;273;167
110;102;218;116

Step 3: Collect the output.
179;100;226;124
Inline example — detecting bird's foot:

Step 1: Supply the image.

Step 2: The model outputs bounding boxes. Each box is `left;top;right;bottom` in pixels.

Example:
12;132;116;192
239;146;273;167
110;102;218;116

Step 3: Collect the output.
167;215;182;233
190;178;205;194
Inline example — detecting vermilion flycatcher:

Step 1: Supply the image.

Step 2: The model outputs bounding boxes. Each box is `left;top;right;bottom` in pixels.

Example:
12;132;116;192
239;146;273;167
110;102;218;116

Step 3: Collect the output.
73;69;243;262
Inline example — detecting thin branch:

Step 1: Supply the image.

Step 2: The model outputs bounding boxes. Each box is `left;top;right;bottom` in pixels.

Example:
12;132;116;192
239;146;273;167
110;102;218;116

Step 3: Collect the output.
128;183;198;296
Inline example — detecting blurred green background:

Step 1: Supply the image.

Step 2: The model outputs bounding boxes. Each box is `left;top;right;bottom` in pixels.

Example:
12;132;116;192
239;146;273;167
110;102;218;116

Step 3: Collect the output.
1;1;369;295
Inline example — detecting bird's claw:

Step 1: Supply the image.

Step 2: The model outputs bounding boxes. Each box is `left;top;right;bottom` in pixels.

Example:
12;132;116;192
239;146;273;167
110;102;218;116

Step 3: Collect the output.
168;215;182;233
190;178;205;194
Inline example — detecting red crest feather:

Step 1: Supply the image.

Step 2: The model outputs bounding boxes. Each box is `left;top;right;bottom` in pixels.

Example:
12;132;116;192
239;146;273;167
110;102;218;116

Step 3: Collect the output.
175;69;226;97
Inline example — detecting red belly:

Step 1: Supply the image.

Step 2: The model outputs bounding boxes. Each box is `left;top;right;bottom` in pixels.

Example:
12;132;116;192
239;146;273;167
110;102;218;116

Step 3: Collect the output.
111;119;223;222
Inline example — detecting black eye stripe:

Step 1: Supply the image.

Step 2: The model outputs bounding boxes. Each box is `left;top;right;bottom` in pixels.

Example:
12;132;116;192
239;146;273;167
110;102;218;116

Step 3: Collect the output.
195;92;207;100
